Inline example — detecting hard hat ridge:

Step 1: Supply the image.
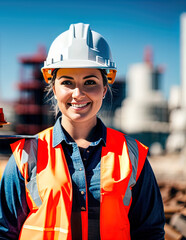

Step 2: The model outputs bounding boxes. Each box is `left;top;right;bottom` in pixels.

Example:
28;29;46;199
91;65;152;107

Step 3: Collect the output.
68;23;91;60
69;23;92;42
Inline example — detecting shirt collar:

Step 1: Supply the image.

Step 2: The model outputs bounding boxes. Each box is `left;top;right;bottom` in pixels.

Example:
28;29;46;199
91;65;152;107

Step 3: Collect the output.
52;116;106;148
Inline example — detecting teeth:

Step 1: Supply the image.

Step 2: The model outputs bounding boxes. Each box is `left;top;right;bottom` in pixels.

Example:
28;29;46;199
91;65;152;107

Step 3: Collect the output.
71;103;88;108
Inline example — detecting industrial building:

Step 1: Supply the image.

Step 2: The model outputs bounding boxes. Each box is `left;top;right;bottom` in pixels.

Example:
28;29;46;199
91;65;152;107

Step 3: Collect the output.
166;13;186;153
114;48;169;154
14;46;54;135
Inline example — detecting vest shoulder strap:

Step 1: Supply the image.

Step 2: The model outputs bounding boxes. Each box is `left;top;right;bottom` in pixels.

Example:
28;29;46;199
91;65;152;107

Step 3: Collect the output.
11;137;42;207
23;137;42;207
124;134;148;206
105;129;148;206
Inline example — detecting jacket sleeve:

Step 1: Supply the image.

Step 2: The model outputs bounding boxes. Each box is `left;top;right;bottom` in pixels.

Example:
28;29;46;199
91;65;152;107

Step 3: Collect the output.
0;154;29;239
128;159;165;240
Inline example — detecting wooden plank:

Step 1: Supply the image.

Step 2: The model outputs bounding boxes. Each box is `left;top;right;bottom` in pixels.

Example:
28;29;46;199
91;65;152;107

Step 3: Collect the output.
164;223;183;240
170;213;186;237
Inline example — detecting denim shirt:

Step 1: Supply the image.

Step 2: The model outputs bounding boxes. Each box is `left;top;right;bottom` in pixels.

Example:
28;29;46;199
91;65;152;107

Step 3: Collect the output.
0;117;165;240
53;117;106;239
53;117;106;214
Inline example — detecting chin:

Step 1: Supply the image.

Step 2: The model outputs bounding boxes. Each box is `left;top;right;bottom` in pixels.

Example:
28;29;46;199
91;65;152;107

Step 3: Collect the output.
69;114;97;124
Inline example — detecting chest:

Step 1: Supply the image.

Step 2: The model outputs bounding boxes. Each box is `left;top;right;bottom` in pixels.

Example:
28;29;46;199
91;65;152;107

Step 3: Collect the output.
36;139;132;209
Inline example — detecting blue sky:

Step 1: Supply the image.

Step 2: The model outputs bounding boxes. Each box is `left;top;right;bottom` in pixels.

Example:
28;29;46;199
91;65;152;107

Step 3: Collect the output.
0;0;186;100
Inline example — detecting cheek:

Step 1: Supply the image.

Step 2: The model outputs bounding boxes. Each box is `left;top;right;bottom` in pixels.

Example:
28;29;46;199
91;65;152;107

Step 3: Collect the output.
55;88;71;102
86;86;105;98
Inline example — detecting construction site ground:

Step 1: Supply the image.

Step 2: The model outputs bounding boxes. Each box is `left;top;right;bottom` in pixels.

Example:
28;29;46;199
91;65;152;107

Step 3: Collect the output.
0;152;186;239
149;153;186;240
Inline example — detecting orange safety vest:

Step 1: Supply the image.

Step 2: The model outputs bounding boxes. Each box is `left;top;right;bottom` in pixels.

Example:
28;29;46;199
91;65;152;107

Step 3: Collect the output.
11;127;148;240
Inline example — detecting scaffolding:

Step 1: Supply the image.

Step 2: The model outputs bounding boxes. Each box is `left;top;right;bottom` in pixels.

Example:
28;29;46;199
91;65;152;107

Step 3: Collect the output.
15;46;54;134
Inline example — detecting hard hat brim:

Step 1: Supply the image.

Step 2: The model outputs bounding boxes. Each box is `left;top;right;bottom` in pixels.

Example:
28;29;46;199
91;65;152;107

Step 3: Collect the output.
42;59;116;70
41;60;117;84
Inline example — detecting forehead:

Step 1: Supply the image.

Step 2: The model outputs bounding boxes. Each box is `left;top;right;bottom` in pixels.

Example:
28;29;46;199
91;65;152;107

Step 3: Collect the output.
56;68;101;78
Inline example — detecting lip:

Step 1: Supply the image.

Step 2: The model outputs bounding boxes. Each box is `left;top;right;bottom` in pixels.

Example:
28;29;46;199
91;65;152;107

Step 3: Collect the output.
67;102;91;109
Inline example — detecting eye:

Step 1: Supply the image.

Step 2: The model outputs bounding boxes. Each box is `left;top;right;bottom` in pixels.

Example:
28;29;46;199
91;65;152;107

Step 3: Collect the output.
84;80;96;85
61;80;72;85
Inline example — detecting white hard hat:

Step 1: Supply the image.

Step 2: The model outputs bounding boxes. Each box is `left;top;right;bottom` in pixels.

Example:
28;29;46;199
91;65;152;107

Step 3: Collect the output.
41;23;117;84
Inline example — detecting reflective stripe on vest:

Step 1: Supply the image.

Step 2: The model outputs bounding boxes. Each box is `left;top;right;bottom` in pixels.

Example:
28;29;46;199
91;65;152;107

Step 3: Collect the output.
124;135;139;206
11;127;148;240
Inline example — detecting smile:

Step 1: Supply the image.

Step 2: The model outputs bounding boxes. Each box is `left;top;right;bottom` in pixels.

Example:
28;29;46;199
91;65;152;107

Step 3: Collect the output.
68;103;90;108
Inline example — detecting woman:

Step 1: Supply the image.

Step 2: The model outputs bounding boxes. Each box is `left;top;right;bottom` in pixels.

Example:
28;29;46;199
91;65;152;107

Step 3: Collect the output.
0;23;165;239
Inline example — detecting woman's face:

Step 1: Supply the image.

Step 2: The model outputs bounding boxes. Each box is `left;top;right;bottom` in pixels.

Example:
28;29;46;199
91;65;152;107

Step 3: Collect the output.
53;68;107;125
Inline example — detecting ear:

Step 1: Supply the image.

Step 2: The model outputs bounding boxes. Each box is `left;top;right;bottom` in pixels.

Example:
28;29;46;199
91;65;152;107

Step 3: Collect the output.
103;85;107;98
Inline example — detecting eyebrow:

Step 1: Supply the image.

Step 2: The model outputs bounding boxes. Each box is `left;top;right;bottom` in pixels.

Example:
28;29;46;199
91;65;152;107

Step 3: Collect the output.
58;75;99;80
58;76;74;80
83;75;99;79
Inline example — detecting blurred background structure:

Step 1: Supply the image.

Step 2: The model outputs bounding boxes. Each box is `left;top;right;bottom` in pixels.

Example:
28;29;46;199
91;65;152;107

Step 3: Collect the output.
15;46;54;134
113;47;169;155
0;1;186;238
166;13;186;153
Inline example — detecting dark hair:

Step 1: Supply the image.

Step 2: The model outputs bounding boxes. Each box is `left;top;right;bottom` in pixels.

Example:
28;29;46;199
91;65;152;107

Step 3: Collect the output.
99;69;108;86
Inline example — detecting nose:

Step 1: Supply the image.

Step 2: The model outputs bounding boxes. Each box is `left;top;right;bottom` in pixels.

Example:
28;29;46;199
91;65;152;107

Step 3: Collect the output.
72;86;85;99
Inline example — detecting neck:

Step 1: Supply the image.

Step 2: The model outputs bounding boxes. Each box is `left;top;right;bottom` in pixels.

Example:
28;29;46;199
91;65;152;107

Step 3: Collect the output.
61;117;97;148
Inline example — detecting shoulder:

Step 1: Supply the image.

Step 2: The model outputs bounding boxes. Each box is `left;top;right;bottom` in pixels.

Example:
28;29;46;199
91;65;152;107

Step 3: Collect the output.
38;126;54;139
2;154;23;180
106;127;124;137
124;134;149;181
10;126;53;151
106;128;125;147
106;128;149;179
106;128;148;157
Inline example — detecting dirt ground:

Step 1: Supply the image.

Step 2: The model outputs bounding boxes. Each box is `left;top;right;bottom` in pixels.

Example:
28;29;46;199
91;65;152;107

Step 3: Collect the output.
149;152;186;183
